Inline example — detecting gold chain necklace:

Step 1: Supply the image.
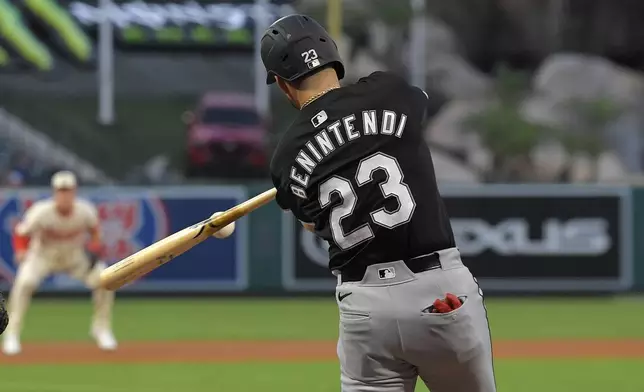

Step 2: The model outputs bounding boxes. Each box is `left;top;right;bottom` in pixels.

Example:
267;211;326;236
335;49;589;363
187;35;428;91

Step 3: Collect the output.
300;86;340;109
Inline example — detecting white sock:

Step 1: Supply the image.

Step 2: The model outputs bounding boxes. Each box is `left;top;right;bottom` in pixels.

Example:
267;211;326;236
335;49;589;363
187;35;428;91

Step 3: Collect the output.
91;288;114;332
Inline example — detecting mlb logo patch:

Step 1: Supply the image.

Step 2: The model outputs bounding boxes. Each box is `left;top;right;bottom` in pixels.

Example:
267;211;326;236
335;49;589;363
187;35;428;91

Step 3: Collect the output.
378;267;396;280
311;110;328;128
307;59;321;69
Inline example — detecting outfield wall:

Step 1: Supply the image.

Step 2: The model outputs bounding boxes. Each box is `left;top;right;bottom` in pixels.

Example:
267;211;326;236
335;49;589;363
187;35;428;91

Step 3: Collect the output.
1;183;643;294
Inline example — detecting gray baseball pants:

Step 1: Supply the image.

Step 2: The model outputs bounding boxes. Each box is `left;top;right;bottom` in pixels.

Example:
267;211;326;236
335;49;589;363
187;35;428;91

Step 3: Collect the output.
335;247;497;392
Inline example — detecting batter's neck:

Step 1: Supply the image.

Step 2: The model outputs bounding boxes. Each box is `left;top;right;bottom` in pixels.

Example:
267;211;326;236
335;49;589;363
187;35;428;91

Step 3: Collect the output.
294;69;341;109
297;83;340;109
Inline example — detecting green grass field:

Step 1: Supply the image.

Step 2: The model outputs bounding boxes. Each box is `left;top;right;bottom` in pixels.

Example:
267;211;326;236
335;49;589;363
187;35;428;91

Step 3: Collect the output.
1;297;643;391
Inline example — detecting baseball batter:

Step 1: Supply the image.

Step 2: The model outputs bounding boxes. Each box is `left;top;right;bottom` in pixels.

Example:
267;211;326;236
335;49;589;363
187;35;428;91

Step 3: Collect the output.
262;15;496;392
2;171;117;355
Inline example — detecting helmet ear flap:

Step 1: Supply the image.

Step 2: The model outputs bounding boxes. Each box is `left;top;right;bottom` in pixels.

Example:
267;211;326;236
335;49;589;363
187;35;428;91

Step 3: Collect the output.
332;61;345;81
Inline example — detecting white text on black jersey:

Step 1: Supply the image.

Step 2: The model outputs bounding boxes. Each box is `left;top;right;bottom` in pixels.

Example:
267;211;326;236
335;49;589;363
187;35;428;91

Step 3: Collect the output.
288;110;408;199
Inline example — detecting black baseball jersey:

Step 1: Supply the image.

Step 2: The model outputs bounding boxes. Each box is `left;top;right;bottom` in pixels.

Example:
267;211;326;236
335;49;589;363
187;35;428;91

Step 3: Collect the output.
270;71;455;272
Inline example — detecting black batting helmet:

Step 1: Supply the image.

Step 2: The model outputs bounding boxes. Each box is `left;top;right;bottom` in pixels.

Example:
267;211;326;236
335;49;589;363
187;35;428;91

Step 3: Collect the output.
260;14;345;85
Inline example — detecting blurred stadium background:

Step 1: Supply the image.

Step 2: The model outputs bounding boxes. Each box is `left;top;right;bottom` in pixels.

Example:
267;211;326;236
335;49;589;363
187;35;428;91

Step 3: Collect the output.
1;0;644;391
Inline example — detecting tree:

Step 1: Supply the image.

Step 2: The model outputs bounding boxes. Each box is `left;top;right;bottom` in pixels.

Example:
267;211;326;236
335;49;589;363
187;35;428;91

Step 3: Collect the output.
558;98;621;181
464;64;620;182
463;65;558;182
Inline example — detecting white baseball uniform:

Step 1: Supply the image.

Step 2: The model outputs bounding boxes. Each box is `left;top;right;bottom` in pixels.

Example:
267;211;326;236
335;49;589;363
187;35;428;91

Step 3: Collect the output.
3;197;117;355
15;198;100;281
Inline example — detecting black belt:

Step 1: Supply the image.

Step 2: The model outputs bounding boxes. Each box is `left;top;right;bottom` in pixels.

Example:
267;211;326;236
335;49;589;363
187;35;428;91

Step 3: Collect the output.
339;253;441;283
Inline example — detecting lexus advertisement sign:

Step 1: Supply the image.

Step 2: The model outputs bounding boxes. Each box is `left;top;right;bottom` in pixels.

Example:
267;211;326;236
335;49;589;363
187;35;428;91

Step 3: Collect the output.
282;186;633;292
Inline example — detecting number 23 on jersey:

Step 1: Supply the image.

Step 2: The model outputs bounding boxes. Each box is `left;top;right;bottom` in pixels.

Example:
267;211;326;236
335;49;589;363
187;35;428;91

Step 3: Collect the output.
319;152;416;250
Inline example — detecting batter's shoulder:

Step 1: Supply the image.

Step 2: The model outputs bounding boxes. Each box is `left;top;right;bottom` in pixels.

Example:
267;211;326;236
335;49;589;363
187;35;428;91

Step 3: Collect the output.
355;71;429;120
270;122;306;176
269;139;287;178
357;71;409;86
349;71;424;104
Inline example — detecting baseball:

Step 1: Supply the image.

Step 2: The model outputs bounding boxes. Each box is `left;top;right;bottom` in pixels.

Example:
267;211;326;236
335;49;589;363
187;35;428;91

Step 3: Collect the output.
210;212;236;239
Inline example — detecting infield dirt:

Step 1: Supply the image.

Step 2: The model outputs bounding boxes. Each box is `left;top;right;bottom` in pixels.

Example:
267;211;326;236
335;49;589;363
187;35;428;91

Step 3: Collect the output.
1;340;643;364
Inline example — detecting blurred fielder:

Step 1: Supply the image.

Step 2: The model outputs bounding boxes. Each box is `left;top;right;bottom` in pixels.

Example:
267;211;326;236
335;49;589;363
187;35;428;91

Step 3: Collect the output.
2;171;117;355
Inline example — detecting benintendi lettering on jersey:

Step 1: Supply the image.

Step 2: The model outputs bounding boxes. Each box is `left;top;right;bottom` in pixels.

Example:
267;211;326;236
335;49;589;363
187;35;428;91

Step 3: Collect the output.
289;110;408;199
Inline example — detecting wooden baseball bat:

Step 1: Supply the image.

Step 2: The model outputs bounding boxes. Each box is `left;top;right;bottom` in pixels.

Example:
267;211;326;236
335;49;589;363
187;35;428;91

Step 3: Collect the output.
99;188;277;291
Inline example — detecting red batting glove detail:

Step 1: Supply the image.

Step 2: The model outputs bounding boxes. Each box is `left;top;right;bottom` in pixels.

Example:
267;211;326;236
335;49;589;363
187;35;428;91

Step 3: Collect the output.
432;299;452;313
445;293;463;311
431;293;464;313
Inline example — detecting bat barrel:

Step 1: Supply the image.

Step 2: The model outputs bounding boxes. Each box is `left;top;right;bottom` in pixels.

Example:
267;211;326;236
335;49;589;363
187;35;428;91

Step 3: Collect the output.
99;257;153;290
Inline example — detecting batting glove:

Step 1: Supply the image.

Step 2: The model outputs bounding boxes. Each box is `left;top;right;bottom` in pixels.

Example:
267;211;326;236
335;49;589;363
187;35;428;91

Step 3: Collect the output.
430;293;464;314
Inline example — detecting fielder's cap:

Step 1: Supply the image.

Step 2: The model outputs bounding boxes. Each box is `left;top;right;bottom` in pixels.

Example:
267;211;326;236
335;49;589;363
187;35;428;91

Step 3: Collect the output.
51;170;77;190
